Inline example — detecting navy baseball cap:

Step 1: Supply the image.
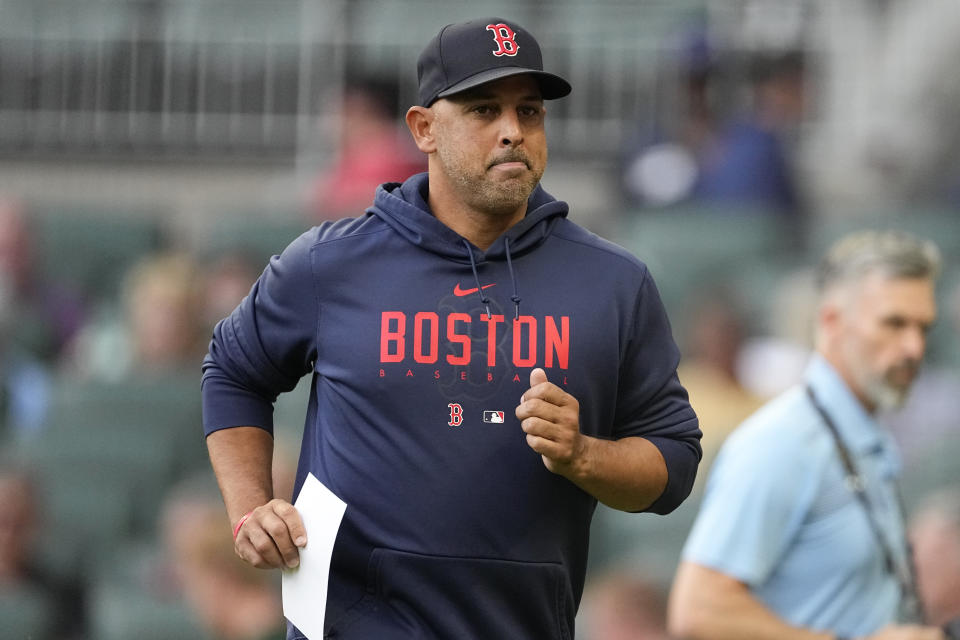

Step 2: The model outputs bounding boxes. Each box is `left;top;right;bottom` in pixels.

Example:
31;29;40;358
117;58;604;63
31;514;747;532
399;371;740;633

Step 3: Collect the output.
417;17;572;107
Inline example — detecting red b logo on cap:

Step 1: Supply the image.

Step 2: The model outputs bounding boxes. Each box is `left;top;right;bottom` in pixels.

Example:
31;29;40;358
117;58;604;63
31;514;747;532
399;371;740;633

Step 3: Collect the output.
486;23;519;57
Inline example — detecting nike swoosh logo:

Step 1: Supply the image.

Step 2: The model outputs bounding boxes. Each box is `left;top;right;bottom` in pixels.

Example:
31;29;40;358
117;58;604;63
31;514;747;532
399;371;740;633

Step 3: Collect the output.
454;282;496;296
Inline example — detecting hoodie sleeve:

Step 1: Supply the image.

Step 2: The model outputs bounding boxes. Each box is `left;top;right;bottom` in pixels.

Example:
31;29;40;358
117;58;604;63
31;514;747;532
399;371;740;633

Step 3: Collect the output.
201;230;319;436
614;268;702;514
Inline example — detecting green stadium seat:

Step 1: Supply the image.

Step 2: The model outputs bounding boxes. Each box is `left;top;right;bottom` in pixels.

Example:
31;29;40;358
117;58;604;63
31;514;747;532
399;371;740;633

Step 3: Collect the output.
615;206;797;316
0;585;56;640
32;206;167;303
808;208;960;258
588;491;702;586
38;372;203;462
26;469;136;591
89;580;210;640
203;212;309;266
273;375;311;437
12;370;207;591
901;435;960;514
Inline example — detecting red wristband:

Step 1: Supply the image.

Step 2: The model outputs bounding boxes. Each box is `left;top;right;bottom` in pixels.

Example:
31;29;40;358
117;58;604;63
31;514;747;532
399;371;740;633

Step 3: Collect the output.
232;511;254;540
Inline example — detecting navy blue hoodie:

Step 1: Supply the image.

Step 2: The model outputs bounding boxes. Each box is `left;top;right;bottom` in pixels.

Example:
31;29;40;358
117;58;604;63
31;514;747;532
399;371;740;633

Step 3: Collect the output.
202;173;701;639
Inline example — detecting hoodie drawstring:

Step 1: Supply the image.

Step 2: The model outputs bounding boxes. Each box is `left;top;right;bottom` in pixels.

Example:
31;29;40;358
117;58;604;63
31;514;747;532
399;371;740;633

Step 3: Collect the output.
504;237;522;320
462;238;522;320
463;240;492;318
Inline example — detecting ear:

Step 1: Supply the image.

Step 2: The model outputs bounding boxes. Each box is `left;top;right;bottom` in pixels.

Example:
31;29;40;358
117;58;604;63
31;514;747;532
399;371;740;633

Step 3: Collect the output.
405;106;437;153
817;296;845;343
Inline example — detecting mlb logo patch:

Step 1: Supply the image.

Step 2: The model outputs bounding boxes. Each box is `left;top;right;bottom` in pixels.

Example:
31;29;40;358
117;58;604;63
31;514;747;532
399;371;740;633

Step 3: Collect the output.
483;411;505;423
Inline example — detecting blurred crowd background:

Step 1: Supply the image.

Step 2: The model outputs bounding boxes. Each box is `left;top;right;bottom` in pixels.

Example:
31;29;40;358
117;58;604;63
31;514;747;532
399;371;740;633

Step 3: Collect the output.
0;0;958;638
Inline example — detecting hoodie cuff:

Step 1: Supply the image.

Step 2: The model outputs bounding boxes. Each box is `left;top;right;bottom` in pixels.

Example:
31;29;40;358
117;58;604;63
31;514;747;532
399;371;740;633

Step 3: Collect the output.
202;375;275;437
639;435;700;514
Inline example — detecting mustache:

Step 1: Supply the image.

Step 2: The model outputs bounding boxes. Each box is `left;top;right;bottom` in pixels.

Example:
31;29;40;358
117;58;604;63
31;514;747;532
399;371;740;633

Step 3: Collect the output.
487;152;530;169
887;359;921;383
892;359;920;374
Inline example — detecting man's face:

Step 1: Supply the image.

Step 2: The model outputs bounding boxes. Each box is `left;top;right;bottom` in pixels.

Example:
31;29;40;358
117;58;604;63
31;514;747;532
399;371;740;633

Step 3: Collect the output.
429;75;547;217
829;272;936;411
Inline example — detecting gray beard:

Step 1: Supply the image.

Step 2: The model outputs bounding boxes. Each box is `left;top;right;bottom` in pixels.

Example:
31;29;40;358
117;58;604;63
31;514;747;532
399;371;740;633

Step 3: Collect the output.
436;146;541;217
449;169;537;217
866;379;910;413
472;181;534;216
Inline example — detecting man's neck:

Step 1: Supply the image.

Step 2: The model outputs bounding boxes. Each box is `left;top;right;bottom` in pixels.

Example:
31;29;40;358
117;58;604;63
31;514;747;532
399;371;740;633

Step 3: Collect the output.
818;349;877;415
426;178;527;250
431;202;526;251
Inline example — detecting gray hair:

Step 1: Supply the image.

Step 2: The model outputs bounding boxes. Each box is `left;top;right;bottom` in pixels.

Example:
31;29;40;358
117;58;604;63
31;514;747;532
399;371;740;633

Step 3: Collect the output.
816;230;942;293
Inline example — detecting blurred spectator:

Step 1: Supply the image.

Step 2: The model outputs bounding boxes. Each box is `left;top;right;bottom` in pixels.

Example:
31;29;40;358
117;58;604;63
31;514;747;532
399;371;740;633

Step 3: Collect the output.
622;33;805;215
125;252;206;369
577;570;672;640
157;447;297;640
70;252;206;380
692;51;805;213
909;487;960;628
0;265;51;441
670;230;943;639
0;199;85;364
200;251;260;336
620;29;717;208
161;475;286;640
676;289;764;479
308;76;426;220
0;461;85;639
0;464;39;584
89;457;295;638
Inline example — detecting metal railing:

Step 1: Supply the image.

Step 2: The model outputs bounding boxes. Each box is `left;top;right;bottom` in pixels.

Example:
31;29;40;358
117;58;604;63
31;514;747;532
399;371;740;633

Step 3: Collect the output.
0;0;705;159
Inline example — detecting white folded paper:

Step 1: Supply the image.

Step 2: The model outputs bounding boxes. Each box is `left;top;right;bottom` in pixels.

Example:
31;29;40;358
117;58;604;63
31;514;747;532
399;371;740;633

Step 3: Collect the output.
281;473;347;640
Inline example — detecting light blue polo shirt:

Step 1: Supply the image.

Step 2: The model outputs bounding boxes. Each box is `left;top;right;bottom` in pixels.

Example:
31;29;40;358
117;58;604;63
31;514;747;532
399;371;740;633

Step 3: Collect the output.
682;354;908;637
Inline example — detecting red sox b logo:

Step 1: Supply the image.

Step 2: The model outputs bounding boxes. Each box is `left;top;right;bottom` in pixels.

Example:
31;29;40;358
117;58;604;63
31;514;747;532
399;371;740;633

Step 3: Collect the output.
486;23;519;57
447;403;464;427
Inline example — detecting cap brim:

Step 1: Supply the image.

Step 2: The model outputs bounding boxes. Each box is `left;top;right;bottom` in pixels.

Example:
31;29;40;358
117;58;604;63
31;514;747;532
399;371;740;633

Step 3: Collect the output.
436;67;571;102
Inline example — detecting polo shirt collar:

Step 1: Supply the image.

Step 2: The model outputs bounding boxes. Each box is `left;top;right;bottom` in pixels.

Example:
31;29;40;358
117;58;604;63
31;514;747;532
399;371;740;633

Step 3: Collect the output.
804;354;900;474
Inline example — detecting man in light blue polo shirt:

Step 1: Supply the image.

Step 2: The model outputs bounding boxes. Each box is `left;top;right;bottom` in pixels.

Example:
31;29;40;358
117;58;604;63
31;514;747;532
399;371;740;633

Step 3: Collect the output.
668;231;946;640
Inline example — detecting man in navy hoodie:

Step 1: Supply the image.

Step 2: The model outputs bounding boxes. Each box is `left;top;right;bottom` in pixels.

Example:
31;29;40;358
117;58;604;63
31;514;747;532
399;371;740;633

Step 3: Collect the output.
202;17;701;639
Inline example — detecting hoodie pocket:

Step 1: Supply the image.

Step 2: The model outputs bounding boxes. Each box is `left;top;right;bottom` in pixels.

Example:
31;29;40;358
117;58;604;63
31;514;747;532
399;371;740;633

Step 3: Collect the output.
327;547;574;640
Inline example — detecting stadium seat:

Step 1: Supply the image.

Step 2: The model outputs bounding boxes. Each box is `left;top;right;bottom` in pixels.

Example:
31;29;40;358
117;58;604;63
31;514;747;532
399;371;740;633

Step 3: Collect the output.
37;372;203;461
13;370;206;589
32;206;167;303
89;580;210;640
203;211;309;265
807;208;960;259
588;491;702;586
27;470;136;591
615;206;798;315
0;585;56;640
901;435;960;514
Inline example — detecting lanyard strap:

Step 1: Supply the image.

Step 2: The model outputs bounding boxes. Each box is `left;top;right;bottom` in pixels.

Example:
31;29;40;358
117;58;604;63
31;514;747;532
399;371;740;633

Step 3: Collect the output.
804;385;923;622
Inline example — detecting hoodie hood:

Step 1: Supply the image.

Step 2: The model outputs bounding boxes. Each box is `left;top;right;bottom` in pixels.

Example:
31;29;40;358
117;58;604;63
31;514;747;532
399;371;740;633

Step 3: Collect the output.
368;172;569;263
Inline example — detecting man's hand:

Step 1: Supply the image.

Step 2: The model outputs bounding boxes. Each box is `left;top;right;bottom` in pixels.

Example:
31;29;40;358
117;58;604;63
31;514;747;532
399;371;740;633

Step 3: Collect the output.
515;368;668;511
234;498;307;570
863;626;946;640
516;367;585;478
